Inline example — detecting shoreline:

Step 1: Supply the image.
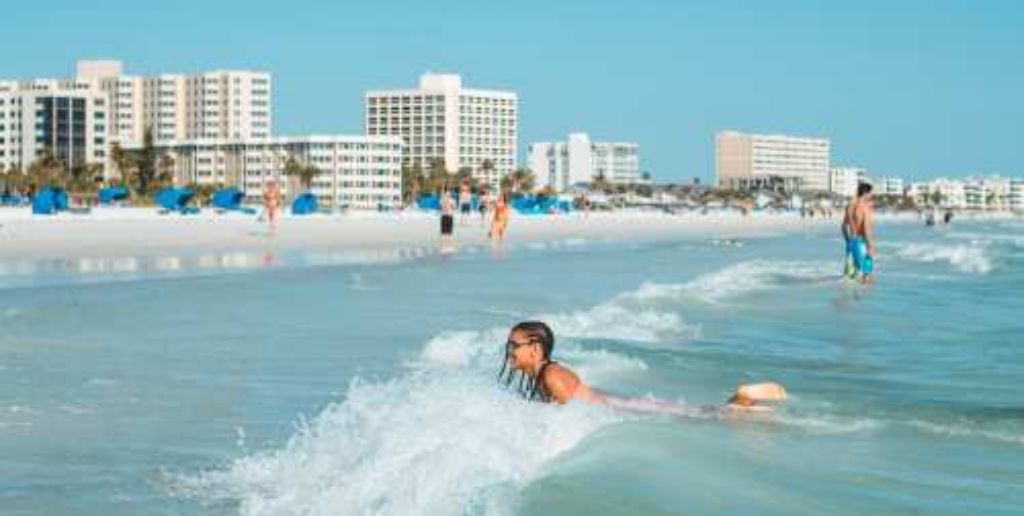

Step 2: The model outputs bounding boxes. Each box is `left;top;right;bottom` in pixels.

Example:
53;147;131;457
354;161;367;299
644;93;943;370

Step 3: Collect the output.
0;207;1002;261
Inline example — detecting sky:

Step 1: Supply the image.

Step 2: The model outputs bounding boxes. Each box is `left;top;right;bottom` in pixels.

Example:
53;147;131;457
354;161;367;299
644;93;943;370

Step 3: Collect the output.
3;0;1021;183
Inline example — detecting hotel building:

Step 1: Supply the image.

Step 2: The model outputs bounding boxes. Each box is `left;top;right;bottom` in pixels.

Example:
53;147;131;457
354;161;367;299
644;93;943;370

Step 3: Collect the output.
716;131;830;192
528;133;642;191
829;166;867;197
365;73;517;188
0;87;108;173
139;135;404;210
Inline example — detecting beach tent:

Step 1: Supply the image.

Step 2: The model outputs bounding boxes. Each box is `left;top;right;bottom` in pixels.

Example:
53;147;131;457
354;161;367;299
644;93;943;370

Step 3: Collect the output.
511;195;569;215
417;193;441;210
155;187;198;214
212;188;244;210
292;193;318;215
31;187;69;215
98;186;130;205
1;193;30;206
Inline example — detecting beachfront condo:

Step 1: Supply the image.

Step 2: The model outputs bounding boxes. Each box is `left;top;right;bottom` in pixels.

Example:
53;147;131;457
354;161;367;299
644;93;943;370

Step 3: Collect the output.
830;166;867;198
137;135;404;210
716;131;831;192
364;73;517;190
0;60;270;150
528;133;642;192
0;87;108;174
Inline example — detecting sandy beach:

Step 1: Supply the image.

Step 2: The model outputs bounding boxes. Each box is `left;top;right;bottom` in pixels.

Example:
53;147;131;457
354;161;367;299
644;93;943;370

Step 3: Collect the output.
0;207;854;261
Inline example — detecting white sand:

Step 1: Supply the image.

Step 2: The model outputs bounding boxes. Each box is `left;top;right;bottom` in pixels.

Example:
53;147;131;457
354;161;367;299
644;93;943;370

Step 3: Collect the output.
0;206;863;261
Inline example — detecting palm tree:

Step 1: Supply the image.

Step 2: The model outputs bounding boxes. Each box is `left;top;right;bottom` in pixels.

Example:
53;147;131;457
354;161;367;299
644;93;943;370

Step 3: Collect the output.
512;168;535;193
284;156;322;191
401;163;426;205
426;158;449;193
157;154;175;187
28;148;64;188
110;141;129;181
590;172;612;193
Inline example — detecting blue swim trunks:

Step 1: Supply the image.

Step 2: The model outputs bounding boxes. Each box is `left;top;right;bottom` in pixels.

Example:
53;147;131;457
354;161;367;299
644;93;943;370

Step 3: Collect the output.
845;237;874;277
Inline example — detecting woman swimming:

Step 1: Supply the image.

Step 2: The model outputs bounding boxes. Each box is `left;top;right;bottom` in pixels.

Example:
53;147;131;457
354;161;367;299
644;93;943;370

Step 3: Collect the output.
498;321;787;411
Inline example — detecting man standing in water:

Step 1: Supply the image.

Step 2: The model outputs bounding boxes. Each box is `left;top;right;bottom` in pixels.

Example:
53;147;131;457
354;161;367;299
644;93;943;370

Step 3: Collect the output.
842;182;875;282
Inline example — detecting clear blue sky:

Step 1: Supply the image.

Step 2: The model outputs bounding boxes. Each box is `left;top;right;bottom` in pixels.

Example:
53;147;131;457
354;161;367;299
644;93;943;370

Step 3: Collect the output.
4;0;1021;182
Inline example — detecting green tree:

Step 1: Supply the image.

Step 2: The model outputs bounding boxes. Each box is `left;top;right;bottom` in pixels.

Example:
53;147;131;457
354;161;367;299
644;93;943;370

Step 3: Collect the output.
590;172;611;193
426;158;449;193
284;156;322;190
130;127;159;195
157;154;175;187
27;148;64;188
110;141;130;181
401;163;426;205
512;167;535;193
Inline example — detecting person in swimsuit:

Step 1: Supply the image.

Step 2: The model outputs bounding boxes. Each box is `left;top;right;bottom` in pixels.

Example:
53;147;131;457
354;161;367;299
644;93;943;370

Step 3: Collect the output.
440;190;455;247
498;321;788;410
262;179;281;236
489;193;510;241
478;189;491;225
458;181;472;225
842;182;875;282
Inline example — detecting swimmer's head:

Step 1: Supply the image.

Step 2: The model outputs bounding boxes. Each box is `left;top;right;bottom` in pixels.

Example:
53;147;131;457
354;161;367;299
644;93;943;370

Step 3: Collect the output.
857;182;873;198
497;321;555;401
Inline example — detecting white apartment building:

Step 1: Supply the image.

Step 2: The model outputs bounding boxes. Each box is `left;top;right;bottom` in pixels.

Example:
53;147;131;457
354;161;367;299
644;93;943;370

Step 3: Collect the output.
2;60;270;151
1010;178;1024;212
964;176;1010;210
0;88;108;173
141;135;404;210
716;131;831;192
829;166;867;197
878;177;905;196
365;73;517;188
529;133;642;191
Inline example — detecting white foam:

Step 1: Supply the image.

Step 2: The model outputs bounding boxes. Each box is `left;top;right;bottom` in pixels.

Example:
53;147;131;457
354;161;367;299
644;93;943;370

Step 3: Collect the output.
541;301;692;343
907;420;1024;445
894;243;993;274
630;260;835;304
170;372;622;516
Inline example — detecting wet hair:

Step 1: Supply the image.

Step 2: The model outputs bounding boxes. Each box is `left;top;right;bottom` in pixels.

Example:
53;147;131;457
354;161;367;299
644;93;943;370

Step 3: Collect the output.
857;182;873;197
497;321;555;402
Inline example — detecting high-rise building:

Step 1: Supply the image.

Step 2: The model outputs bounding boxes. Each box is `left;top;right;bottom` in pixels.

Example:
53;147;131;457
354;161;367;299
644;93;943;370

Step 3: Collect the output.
3;60;271;146
716;131;830;192
142;135;404;210
0;88;108;173
365;73;517;188
529;133;642;192
830;166;867;197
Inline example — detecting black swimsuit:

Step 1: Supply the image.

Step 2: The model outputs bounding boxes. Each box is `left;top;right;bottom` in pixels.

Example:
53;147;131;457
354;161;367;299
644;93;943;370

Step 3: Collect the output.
533;361;556;402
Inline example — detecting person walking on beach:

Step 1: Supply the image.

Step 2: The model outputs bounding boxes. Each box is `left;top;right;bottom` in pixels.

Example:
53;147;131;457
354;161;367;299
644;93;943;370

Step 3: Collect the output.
458;181;473;225
499;321;788;409
478;188;491;225
489;192;510;241
263;179;281;236
440;189;456;248
842;182;875;282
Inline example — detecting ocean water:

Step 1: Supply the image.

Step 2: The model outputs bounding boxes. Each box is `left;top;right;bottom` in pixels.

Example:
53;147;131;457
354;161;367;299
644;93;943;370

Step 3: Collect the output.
1;217;1022;515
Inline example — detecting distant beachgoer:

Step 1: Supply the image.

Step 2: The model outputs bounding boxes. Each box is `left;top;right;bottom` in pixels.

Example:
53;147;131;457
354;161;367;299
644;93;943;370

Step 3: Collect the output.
478;189;491;224
498;321;788;410
842;182;875;282
440;190;455;246
489;193;510;241
943;210;953;225
458;182;472;225
263;179;281;235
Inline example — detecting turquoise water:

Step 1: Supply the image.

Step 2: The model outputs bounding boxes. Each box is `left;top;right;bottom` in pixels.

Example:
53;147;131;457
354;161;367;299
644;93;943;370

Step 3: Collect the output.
1;218;1022;515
